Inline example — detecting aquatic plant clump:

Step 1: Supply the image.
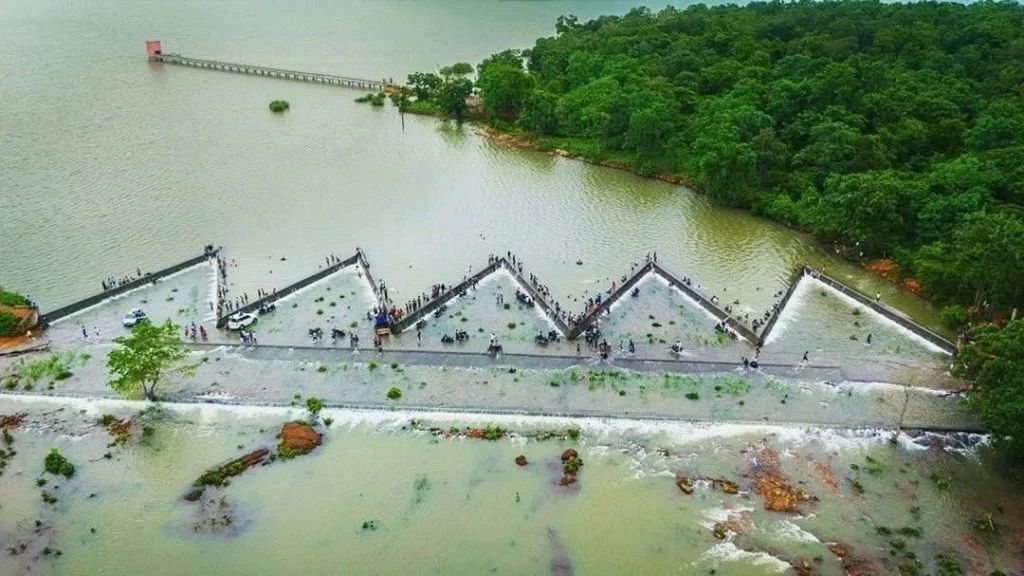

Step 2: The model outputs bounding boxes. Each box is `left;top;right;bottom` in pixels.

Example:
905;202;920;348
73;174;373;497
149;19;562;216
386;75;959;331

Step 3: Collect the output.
44;448;75;478
386;386;402;400
269;100;290;113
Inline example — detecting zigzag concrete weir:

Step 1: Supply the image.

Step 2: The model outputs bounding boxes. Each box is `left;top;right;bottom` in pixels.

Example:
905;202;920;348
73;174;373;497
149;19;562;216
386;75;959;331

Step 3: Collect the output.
0;251;1003;576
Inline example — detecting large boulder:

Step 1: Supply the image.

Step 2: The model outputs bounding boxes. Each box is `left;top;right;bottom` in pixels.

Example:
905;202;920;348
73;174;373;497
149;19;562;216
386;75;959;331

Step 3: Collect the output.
560;448;578;462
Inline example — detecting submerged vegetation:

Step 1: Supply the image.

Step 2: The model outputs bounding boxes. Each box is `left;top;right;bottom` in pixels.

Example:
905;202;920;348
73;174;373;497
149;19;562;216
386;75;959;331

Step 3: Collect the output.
355;92;386;106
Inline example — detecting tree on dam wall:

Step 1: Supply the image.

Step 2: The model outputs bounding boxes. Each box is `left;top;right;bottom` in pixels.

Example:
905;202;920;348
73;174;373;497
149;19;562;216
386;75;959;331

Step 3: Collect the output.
415;1;1024;320
107;320;196;401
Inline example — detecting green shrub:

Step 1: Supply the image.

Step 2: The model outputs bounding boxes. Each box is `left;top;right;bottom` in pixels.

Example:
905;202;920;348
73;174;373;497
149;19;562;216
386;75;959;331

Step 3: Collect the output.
940;305;970;331
44;449;75;478
306;397;323;417
368;359;379;371
355;93;374;103
685;392;700;400
563;455;583;474
268;100;290;113
481;426;504;441
0;291;27;307
386;386;402;400
0;312;18;337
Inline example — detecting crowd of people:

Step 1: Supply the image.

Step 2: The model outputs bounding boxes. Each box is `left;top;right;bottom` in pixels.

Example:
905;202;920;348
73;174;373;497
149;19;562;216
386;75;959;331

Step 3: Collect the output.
100;267;146;292
184;322;208;342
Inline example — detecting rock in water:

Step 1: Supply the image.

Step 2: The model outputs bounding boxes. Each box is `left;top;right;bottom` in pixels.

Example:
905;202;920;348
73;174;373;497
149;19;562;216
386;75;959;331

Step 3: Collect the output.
515;455;528;466
675;475;694;495
560;448;578;462
277;421;322;457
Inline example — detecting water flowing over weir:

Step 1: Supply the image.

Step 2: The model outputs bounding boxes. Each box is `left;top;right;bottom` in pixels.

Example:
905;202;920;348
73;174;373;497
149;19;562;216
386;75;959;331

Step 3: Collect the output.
31;247;957;354
41;249;218;324
762;269;955;355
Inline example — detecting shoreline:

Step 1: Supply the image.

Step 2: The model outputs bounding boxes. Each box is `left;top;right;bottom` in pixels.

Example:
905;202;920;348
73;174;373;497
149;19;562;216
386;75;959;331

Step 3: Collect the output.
472;124;937;309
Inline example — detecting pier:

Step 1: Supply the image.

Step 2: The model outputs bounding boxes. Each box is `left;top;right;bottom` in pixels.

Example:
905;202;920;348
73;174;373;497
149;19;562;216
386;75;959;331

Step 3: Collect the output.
146;41;388;91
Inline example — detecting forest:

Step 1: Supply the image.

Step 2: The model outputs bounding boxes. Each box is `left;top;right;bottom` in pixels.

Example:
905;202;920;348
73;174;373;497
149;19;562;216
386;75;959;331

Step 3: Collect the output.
406;1;1024;325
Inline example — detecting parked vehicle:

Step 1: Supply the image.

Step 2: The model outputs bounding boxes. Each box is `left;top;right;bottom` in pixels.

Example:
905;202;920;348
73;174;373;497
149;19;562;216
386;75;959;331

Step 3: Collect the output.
122;308;148;327
227;312;257;331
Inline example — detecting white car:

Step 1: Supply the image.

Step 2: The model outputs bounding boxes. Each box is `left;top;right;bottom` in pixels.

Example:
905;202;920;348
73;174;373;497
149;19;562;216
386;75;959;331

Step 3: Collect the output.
122;308;148;327
227;312;257;331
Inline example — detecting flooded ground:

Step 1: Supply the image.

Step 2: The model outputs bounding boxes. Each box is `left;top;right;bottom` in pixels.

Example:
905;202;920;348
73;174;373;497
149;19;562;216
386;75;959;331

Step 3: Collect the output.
0;398;1018;575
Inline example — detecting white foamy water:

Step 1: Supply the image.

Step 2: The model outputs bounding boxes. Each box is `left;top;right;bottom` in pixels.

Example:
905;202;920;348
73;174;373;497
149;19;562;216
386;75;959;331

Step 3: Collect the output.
771;519;820;543
700;542;791;573
0;393;986;456
765;276;949;354
270;266;375;307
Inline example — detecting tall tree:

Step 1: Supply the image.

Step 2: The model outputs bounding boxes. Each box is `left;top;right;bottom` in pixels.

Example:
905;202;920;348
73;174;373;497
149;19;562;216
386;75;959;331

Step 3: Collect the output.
436;78;474;122
954;320;1024;465
107;320;196;401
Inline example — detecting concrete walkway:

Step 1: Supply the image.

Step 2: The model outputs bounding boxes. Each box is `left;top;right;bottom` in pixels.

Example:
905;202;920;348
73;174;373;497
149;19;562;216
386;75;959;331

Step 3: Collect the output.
183;341;941;385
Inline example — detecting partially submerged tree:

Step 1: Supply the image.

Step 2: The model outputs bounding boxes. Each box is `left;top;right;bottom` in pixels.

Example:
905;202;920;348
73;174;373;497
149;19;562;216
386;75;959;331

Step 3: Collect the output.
440;62;473;77
436;77;474;122
107;320;195;401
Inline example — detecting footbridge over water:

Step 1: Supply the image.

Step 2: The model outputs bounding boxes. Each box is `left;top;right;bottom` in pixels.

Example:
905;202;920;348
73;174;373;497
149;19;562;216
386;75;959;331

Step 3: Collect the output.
146;41;389;91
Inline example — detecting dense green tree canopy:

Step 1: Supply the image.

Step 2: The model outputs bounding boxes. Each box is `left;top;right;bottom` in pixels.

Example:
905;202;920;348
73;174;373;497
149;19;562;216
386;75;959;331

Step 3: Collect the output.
954;320;1024;465
467;0;1024;313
